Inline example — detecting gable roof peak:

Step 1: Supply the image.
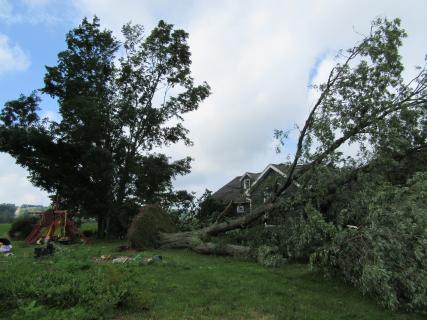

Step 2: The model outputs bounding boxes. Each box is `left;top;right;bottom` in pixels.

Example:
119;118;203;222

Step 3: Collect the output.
239;171;261;182
249;163;287;191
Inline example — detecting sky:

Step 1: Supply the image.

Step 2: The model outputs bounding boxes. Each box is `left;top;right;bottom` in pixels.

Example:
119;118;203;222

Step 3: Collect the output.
0;0;426;206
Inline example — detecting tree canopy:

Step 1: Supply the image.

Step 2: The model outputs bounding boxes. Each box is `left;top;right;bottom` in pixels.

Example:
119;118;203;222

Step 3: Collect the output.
0;17;210;236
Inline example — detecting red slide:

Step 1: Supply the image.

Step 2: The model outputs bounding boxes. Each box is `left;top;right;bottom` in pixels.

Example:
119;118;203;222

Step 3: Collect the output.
25;223;42;244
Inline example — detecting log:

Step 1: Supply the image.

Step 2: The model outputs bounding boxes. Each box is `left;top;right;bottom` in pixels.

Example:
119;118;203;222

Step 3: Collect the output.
158;202;276;256
159;230;251;257
159;231;203;249
192;242;251;256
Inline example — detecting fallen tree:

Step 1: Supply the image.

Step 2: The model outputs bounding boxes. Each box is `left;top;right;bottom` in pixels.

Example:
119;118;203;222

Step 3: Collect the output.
159;18;427;255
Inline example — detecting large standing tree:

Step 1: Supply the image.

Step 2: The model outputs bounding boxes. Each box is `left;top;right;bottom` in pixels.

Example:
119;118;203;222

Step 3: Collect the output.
0;17;210;237
157;18;427;255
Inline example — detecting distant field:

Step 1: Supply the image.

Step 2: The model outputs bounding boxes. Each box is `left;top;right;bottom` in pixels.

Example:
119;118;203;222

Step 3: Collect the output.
0;222;96;237
81;222;97;231
0;223;10;236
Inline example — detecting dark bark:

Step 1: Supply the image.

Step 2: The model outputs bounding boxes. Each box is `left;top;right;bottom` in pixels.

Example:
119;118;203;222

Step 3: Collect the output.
159;230;252;257
97;214;105;238
158;202;275;256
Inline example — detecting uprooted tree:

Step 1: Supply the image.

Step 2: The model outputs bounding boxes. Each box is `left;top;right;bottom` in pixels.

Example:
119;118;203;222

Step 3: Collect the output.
0;17;210;237
158;18;427;256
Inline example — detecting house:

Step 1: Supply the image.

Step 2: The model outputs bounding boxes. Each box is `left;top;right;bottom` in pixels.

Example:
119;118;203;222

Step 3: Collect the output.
212;163;293;215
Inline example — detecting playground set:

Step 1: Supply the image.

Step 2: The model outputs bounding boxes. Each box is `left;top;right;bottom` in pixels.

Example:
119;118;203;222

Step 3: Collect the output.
25;202;86;245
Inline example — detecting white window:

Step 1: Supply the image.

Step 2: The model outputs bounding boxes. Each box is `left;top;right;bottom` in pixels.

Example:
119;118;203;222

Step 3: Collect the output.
263;189;272;203
243;178;251;190
236;205;245;213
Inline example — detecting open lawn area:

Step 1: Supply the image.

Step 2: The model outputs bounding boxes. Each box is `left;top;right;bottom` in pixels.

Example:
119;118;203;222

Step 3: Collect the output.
0;223;10;236
0;224;423;319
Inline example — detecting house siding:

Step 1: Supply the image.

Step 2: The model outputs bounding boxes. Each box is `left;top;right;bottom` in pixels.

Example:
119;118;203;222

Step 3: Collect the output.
250;170;286;208
212;164;292;217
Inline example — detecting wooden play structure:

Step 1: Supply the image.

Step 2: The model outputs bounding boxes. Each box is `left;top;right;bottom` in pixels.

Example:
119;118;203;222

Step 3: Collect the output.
25;202;85;245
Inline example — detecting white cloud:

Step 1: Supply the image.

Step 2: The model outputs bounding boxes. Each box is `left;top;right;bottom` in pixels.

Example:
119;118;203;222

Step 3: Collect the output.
0;154;50;205
41;110;61;122
0;0;74;25
0;0;15;24
71;0;155;32
21;0;51;7
0;34;30;74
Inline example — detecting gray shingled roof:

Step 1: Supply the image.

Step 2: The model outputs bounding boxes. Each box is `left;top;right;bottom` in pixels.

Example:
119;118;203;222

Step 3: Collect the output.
212;176;244;203
212;163;308;204
212;166;281;203
212;170;263;203
241;172;261;181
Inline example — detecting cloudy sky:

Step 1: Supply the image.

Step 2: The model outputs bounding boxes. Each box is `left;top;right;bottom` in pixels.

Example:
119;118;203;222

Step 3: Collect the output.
0;0;426;206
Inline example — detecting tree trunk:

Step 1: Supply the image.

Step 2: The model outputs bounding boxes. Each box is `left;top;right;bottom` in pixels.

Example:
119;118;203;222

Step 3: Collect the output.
97;214;105;238
158;202;276;256
159;230;252;256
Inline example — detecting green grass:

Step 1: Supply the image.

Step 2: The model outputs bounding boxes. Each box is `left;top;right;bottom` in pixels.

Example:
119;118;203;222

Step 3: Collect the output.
0;222;95;237
80;222;97;232
0;223;10;236
0;239;423;320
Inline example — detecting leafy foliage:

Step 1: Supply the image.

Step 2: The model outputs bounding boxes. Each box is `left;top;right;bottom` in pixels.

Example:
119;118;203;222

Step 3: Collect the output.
312;173;427;312
256;245;285;268
299;18;425;165
193;190;226;224
167;189;226;230
260;18;427;312
128;205;177;249
0;203;16;223
0;248;145;320
8;215;38;239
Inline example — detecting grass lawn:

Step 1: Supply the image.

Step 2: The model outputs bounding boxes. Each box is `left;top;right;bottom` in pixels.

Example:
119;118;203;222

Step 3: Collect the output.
0;222;95;237
0;224;423;319
81;222;97;232
0;223;10;236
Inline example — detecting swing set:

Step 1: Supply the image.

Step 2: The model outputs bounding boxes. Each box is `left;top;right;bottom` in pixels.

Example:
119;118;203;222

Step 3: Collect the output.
25;200;86;245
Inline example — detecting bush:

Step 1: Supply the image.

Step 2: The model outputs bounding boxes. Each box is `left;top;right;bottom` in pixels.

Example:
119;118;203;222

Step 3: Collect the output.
128;205;177;249
8;215;38;239
256;245;285;268
0;250;143;320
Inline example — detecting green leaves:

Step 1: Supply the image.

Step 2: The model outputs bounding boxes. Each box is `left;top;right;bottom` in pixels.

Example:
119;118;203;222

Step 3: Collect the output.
312;172;427;312
0;252;138;320
0;93;40;128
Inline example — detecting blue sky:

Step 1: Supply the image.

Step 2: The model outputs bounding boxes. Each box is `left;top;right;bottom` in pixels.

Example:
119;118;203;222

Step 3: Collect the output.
0;1;73;116
1;0;426;206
